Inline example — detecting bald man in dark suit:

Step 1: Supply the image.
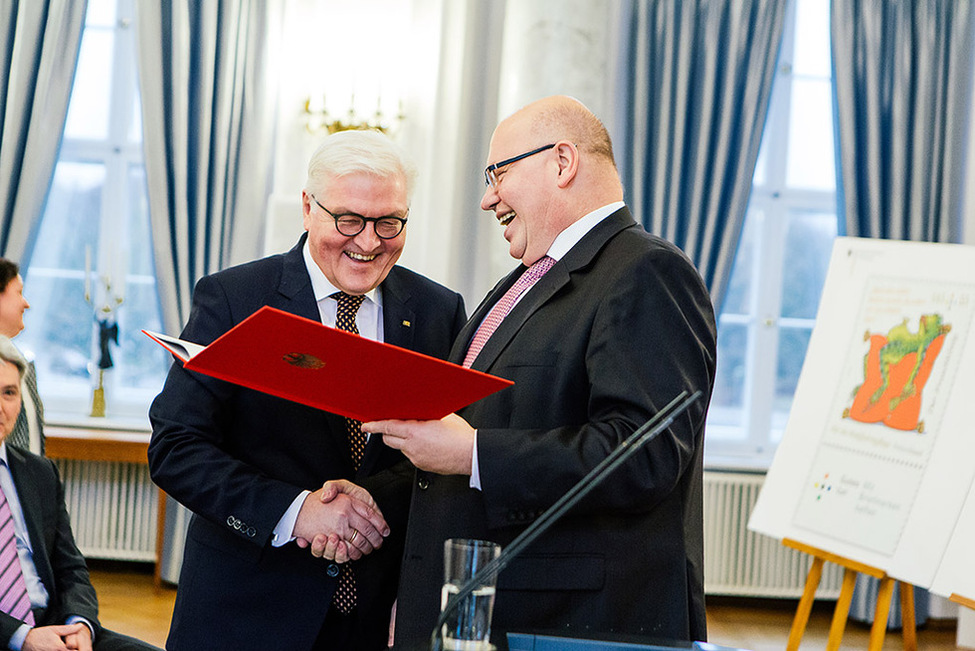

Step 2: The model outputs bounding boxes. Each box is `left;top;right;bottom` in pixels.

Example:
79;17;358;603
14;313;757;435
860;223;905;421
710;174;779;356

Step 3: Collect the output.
369;96;717;649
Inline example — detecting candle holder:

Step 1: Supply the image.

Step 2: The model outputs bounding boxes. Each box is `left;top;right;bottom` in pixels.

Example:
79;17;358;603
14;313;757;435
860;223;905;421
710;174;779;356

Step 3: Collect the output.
85;272;123;418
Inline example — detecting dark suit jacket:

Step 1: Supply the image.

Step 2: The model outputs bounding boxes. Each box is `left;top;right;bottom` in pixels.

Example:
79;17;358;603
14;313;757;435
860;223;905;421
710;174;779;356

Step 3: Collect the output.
393;208;717;648
0;446;100;647
148;235;466;650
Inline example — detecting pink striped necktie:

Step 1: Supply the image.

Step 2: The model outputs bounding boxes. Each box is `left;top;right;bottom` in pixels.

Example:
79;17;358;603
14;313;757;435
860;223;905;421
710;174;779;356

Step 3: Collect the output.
463;256;556;368
0;478;34;626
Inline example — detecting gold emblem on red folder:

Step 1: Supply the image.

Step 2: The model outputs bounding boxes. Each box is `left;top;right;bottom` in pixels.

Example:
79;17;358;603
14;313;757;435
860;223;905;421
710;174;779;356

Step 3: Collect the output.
282;352;326;369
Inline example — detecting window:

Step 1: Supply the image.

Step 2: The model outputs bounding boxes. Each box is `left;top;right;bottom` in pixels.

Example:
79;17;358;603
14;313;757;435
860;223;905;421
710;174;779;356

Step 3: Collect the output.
19;0;168;422
705;0;839;468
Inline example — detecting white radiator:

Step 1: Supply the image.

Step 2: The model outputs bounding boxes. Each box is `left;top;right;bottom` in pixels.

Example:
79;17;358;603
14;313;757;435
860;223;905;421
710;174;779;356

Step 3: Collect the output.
703;470;843;598
50;461;843;595
55;459;158;562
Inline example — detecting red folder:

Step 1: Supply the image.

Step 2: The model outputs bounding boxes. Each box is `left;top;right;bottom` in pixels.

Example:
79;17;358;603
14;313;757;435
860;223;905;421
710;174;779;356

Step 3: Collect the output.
143;305;512;421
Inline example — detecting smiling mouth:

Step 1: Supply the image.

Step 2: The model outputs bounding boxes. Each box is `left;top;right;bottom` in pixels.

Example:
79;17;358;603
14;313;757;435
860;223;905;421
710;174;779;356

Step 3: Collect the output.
498;211;516;226
345;251;377;262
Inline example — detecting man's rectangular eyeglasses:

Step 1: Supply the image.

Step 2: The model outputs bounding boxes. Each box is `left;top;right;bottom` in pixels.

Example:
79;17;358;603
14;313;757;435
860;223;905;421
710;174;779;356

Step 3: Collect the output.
483;143;556;187
311;195;408;239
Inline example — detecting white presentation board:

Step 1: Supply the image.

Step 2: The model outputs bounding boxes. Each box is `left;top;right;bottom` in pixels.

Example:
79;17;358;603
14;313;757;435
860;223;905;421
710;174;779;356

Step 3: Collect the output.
931;479;975;602
749;237;975;589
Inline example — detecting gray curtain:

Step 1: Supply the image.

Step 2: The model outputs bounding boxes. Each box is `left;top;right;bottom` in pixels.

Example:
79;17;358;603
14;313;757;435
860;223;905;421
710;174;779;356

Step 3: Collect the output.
616;0;787;311
0;0;87;261
831;0;975;626
135;0;279;336
135;0;281;583
833;0;974;243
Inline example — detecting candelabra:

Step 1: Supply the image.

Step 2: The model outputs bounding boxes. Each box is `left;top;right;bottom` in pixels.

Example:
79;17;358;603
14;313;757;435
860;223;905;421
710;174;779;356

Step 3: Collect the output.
302;94;404;135
85;261;124;418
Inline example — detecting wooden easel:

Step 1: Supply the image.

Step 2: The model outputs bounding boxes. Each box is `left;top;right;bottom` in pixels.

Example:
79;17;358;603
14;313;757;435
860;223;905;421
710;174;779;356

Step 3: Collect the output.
783;538;917;651
950;593;975;611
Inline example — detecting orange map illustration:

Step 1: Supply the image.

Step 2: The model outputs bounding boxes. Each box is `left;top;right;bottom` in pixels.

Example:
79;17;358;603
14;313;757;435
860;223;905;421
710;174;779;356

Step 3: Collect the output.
843;314;950;432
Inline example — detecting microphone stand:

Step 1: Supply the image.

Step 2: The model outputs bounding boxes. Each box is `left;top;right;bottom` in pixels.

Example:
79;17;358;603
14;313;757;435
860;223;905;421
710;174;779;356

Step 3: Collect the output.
430;389;703;651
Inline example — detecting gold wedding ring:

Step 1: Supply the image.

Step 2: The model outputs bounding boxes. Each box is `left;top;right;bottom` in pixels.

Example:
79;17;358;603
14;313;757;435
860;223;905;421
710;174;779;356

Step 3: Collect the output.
349;528;359;543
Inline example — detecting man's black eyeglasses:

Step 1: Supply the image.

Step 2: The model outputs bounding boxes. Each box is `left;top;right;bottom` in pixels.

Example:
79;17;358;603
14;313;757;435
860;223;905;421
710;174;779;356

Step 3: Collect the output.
310;194;408;239
483;143;556;187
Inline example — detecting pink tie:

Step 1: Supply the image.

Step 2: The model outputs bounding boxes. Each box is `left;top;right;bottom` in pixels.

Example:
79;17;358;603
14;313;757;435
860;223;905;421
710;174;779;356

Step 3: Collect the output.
463;256;556;368
0;479;34;626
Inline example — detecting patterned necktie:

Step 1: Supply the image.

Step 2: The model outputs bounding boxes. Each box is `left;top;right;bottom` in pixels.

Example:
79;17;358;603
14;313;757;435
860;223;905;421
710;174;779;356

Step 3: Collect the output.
0;478;34;626
463;256;556;368
330;291;366;614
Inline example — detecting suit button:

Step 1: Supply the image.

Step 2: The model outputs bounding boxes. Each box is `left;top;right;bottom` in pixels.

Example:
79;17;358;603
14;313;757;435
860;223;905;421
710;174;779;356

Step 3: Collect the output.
326;563;340;577
246;527;257;537
417;476;430;490
227;516;237;527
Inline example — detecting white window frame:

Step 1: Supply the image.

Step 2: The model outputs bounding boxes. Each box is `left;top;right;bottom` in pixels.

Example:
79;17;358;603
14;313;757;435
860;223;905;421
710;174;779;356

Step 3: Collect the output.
23;0;164;424
705;0;838;469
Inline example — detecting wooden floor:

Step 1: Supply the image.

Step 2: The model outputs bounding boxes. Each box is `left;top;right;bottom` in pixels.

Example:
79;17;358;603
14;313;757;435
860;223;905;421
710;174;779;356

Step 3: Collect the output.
705;596;962;650
90;562;174;648
90;563;964;650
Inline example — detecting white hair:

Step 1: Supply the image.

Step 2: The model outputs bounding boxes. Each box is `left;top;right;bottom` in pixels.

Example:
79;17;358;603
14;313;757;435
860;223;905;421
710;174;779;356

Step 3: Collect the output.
305;130;418;201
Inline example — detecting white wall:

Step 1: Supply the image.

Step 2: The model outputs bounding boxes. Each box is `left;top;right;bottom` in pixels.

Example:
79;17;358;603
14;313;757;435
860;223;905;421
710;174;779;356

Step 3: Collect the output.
263;0;624;307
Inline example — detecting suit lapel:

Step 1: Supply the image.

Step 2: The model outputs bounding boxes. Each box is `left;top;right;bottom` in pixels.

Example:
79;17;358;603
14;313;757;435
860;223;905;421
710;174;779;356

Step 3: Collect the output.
448;270;521;364
358;268;415;476
467;264;570;372
273;234;321;323
467;207;637;373
378;269;416;351
6;450;54;595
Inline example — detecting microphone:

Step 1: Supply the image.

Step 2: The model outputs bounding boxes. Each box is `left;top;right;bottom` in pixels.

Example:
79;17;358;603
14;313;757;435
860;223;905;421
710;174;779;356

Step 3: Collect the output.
430;389;703;651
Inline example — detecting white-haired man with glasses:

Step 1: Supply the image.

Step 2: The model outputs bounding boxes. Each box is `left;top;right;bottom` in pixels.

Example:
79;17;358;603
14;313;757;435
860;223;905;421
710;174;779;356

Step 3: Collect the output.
148;129;466;650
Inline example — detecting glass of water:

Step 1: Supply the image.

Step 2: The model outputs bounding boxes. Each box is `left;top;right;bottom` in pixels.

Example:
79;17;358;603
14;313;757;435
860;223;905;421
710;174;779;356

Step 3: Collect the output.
440;538;501;650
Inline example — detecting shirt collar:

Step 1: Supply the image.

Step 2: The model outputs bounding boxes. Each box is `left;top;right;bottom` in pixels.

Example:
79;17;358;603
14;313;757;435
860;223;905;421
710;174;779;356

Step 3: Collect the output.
0;442;8;466
302;237;381;306
545;201;625;261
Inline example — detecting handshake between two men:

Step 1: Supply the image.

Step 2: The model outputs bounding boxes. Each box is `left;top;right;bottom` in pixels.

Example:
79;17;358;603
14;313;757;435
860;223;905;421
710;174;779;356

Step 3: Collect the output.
292;479;391;563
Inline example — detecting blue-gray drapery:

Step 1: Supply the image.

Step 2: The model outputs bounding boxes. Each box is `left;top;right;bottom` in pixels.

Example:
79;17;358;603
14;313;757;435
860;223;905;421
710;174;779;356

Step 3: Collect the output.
833;0;974;243
616;0;787;312
0;0;87;261
831;0;975;627
135;0;280;337
135;0;281;583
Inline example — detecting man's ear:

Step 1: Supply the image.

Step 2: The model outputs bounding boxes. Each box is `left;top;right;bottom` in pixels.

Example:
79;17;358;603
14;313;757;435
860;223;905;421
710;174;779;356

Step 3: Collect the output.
554;141;579;188
301;191;314;231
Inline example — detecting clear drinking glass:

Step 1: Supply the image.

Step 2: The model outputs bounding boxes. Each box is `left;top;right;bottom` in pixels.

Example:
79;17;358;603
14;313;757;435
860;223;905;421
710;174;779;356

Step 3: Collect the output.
440;538;501;650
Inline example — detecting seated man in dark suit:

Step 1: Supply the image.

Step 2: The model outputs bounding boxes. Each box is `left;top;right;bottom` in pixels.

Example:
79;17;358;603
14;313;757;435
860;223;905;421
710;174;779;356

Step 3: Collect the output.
0;336;160;651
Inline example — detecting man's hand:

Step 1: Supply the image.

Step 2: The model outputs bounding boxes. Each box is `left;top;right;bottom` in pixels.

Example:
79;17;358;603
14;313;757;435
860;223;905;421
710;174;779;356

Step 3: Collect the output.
62;623;93;651
308;532;351;562
292;483;389;559
363;413;475;476
304;480;386;562
319;479;383;518
24;623;91;651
